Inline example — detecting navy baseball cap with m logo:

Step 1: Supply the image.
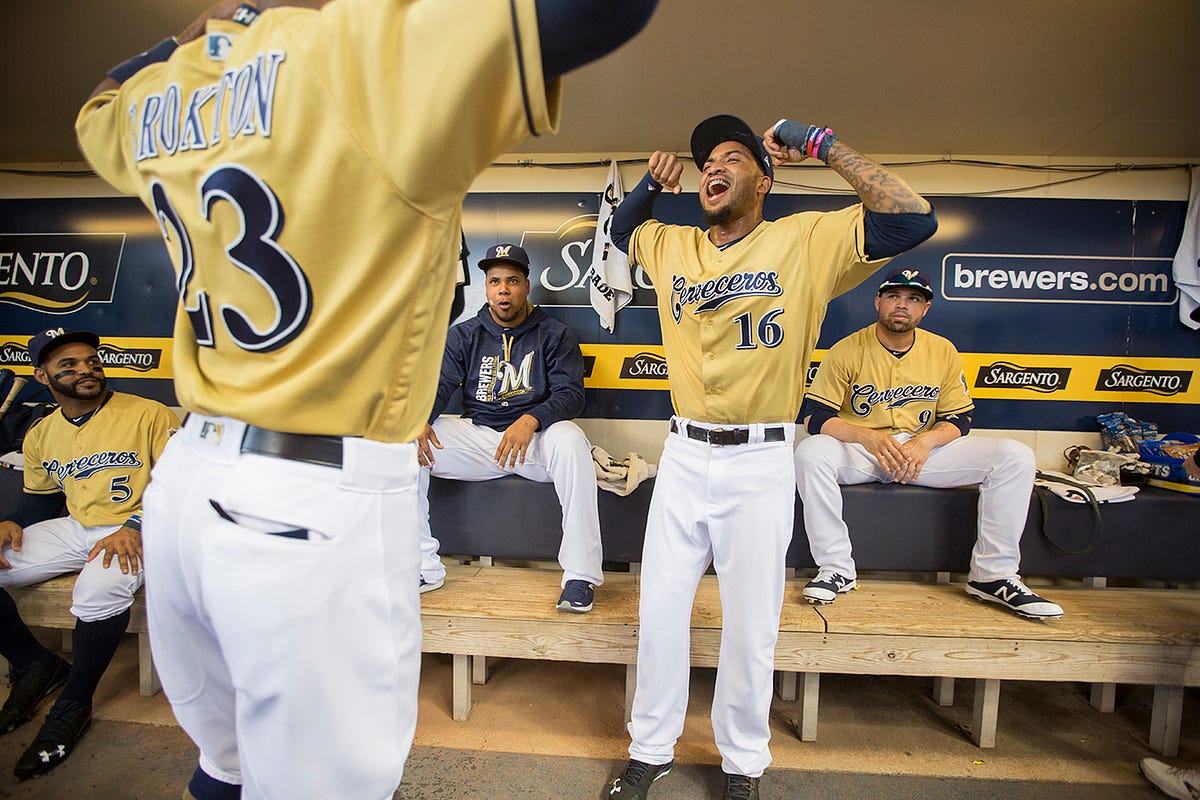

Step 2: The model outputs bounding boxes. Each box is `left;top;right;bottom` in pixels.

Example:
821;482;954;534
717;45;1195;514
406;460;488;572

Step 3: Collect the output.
477;243;531;276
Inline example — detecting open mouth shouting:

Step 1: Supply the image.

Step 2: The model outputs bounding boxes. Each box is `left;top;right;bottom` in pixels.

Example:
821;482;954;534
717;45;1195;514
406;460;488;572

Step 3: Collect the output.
704;176;731;203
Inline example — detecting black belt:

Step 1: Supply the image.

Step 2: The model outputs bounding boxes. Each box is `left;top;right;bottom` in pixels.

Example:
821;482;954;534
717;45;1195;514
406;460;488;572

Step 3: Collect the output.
670;420;786;446
241;426;344;468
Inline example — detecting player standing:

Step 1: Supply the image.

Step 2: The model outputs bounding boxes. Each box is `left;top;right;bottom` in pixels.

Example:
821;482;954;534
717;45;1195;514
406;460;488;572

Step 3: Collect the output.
74;2;657;799
604;116;937;799
794;269;1063;619
0;328;176;780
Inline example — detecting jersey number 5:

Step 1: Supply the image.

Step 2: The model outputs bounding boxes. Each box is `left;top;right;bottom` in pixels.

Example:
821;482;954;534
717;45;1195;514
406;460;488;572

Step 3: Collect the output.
733;308;785;350
150;165;312;353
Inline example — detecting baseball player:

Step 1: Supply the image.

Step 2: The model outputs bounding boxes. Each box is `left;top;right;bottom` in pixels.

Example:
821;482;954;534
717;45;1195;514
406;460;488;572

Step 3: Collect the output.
74;2;658;799
416;244;603;611
604;116;937;800
794;269;1063;619
0;328;176;780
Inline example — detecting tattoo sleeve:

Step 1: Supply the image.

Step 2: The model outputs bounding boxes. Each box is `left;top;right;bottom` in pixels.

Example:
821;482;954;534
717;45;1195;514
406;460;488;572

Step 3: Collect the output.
826;142;932;214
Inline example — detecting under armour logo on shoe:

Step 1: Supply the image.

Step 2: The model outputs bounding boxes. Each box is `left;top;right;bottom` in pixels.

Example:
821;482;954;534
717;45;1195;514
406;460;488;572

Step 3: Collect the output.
38;745;66;763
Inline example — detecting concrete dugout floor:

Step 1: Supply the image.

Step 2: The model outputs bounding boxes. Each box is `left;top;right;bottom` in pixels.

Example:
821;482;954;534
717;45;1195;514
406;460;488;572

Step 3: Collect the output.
0;635;1195;799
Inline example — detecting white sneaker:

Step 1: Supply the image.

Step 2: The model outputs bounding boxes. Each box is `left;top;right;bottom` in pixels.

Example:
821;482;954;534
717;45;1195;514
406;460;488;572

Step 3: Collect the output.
1141;757;1200;799
801;569;856;604
419;576;444;594
965;577;1063;619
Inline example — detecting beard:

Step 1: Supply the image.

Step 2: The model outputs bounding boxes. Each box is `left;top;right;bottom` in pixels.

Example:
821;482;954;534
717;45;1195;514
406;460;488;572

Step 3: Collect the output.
879;316;918;334
48;371;106;401
702;204;734;227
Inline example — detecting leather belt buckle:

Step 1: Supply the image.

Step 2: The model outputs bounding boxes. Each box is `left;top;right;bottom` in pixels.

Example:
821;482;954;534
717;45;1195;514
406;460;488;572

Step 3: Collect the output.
705;427;741;447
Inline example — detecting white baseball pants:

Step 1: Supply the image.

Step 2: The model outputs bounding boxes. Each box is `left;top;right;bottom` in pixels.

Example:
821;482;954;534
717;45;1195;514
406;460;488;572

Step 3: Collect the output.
0;517;142;622
142;415;421;800
417;416;603;586
793;433;1036;582
628;418;796;778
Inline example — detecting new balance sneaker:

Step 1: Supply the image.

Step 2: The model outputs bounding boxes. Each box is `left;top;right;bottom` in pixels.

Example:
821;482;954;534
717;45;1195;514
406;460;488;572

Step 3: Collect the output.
0;657;70;736
607;759;673;798
724;773;760;800
965;577;1063;619
556;580;594;613
419;576;444;594
13;699;92;779
1140;757;1200;800
801;569;856;604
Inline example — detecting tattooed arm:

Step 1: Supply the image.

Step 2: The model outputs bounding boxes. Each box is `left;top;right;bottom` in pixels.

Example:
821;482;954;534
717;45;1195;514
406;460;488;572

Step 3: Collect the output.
824;141;931;214
762;120;931;214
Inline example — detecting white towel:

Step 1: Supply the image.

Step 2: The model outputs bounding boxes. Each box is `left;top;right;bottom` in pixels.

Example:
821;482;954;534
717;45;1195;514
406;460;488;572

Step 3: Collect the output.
591;445;656;496
588;160;633;332
1172;165;1200;329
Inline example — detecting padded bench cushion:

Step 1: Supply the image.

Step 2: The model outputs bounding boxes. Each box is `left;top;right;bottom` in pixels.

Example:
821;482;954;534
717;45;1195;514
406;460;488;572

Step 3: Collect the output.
430;475;1197;581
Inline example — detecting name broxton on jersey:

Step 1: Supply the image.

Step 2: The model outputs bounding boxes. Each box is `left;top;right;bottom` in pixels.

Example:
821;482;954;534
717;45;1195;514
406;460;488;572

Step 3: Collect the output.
130;50;285;162
670;270;783;323
475;352;535;402
849;383;941;416
42;451;144;486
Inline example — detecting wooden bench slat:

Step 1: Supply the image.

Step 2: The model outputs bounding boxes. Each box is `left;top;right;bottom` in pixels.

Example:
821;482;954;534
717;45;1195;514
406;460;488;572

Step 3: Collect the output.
812;581;1200;645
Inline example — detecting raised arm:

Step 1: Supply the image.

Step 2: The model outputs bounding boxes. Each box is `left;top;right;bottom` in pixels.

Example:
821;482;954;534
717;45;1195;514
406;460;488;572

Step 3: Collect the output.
535;0;658;81
611;151;683;254
85;0;246;101
763;119;931;214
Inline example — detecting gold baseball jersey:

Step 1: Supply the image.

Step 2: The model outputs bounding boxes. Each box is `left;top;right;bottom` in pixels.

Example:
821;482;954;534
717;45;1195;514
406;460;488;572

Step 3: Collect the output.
22;393;179;528
806;324;974;433
630;204;889;424
76;0;561;443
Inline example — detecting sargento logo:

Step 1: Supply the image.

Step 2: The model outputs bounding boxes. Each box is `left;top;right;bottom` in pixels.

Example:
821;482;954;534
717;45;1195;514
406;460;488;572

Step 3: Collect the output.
0;233;125;313
0;341;163;372
1095;365;1192;396
98;344;161;372
975;362;1071;393
620;352;669;379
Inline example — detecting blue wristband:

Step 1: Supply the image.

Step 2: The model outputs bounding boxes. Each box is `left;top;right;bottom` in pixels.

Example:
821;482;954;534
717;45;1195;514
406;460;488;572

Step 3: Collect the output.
106;37;179;84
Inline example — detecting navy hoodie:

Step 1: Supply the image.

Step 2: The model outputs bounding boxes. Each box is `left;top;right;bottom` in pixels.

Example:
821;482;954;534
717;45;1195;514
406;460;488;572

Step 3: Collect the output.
428;304;586;432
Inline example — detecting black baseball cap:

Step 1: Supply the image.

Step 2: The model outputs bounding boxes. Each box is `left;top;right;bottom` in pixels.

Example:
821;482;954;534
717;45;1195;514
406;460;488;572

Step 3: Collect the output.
28;328;101;367
878;269;934;300
690;114;774;185
477;243;530;276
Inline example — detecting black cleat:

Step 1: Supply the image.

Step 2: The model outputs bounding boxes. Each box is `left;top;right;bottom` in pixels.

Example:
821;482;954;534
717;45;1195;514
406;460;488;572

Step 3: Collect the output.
14;699;92;779
0;657;70;736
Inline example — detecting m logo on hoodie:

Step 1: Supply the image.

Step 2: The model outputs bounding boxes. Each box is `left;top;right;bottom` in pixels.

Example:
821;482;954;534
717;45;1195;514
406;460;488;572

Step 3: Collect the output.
476;351;535;401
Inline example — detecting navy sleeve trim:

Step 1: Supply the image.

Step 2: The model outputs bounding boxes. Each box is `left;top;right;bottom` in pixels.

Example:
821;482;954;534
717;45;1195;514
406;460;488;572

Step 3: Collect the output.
612;171;662;254
799;396;839;435
937;413;972;436
863;208;938;259
4;491;66;529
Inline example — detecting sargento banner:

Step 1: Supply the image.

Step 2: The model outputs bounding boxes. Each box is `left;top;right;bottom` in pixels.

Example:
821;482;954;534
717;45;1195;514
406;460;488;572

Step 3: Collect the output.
575;346;1199;406
1;193;1196;431
0;337;174;379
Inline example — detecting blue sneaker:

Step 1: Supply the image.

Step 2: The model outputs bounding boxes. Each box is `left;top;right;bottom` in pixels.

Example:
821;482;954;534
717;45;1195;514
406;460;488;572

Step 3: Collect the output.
556;579;594;613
